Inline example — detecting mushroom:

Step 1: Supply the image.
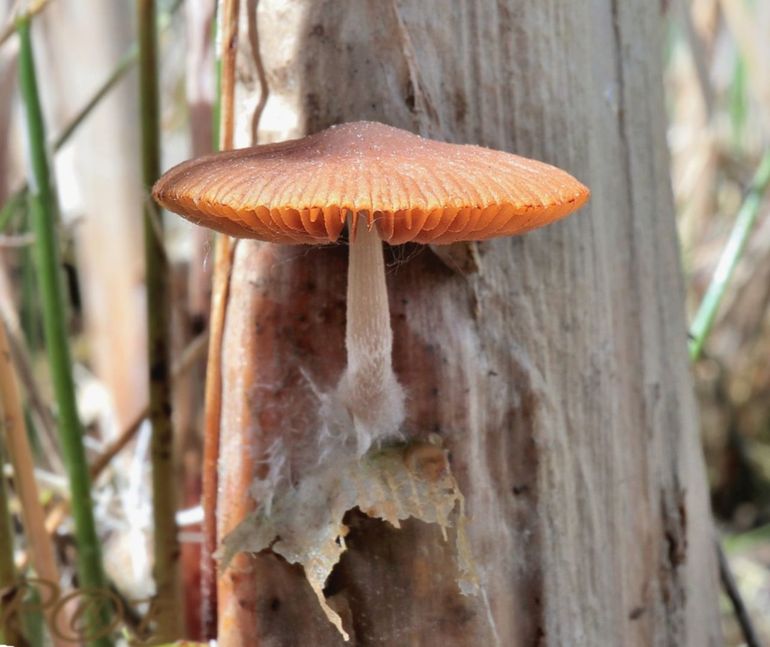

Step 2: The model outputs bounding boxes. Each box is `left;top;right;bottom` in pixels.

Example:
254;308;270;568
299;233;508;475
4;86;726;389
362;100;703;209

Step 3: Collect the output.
153;121;589;454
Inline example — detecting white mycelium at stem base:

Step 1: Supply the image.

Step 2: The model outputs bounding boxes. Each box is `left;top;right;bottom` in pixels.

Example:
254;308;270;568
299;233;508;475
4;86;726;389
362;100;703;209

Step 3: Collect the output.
336;214;405;455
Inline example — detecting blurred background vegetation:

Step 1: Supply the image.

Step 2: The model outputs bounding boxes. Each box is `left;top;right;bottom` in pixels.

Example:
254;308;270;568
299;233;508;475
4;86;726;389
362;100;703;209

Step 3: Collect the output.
665;0;770;643
0;0;767;644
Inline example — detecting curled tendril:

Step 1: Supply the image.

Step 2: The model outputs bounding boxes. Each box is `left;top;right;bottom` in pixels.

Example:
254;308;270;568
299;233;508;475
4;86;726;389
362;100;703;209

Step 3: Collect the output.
0;577;60;634
52;587;123;642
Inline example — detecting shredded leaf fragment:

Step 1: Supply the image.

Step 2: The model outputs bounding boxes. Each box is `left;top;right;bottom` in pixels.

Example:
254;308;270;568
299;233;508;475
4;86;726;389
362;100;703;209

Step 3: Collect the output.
218;439;478;640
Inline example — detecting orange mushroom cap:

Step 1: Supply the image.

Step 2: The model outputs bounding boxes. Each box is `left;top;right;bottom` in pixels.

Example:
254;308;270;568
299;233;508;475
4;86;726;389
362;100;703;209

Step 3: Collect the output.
152;121;589;245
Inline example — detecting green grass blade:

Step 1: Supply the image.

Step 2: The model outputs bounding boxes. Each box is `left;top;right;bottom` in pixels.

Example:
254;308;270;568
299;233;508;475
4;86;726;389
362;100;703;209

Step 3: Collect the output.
689;149;770;361
16;15;113;647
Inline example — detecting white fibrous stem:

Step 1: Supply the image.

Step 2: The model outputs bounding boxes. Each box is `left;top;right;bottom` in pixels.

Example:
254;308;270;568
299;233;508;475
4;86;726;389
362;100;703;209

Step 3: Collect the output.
335;214;405;455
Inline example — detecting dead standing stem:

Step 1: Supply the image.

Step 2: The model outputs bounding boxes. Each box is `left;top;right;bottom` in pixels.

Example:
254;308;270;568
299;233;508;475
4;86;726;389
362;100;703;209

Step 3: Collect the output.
200;0;240;637
138;0;182;639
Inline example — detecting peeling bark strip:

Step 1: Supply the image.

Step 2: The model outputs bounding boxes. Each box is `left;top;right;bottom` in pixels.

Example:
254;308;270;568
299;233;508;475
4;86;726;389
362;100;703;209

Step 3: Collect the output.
215;1;720;645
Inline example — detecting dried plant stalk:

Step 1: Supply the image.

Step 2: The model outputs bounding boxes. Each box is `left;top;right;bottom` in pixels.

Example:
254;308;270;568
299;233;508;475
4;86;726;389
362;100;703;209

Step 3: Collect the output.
0;318;69;647
200;0;239;637
138;0;181;638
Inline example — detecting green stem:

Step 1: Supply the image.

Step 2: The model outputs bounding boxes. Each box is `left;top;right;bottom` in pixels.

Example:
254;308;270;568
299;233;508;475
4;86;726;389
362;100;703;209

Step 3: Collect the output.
689;149;770;361
16;15;112;647
138;0;181;640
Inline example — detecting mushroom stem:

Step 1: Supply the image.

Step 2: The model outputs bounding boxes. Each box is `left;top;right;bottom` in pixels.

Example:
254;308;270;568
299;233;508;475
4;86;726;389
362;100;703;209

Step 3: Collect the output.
337;214;405;454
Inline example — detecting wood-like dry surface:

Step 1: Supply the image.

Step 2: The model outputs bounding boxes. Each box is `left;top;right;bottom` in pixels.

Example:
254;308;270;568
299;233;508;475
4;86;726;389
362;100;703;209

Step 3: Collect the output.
214;1;720;645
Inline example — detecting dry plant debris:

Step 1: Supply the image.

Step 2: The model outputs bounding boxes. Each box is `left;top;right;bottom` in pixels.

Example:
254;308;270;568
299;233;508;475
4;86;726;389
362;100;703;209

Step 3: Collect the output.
219;438;478;641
